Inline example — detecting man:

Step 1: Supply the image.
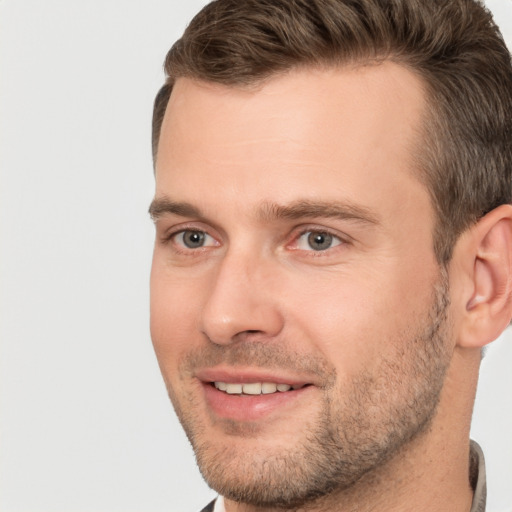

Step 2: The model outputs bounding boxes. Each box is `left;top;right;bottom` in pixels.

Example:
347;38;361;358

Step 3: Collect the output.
148;0;512;511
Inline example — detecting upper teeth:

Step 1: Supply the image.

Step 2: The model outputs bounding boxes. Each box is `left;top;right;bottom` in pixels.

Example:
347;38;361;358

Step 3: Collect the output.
214;382;298;395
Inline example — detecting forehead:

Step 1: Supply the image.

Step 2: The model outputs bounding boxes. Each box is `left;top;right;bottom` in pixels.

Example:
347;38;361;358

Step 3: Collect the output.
155;63;428;221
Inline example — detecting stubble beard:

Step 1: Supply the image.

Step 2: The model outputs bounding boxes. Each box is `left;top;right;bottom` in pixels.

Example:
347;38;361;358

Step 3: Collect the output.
167;273;452;509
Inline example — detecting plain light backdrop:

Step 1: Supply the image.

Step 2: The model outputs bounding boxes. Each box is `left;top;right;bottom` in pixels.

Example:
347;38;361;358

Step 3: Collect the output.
1;1;511;511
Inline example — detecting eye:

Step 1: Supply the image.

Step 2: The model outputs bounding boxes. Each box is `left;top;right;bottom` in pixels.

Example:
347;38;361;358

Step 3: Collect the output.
173;230;217;249
295;231;342;251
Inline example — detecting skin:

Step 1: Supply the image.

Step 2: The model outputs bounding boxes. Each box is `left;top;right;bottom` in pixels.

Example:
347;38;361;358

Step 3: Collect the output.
150;63;512;511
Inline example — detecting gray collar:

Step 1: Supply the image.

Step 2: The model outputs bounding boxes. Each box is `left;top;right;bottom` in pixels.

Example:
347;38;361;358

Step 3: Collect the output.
469;440;487;512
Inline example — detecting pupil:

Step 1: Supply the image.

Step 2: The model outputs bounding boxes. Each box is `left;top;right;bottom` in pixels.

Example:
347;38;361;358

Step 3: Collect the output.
184;231;205;248
308;232;332;251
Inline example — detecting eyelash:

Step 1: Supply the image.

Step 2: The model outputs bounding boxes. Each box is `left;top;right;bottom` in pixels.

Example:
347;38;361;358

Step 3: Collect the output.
161;225;217;254
290;228;346;254
160;225;348;256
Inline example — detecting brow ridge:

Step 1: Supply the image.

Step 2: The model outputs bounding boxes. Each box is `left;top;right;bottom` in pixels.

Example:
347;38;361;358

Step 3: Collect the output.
257;199;379;225
149;197;379;225
149;198;202;220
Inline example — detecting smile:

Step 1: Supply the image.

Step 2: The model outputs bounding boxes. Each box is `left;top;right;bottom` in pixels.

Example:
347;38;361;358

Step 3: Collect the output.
213;382;306;395
200;373;315;421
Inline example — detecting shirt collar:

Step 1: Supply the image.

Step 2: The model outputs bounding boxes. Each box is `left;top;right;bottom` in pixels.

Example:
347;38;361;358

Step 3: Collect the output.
213;496;225;512
469;440;487;512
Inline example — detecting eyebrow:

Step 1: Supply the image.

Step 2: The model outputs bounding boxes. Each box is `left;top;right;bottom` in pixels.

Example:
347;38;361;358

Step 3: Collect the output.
149;198;202;220
149;196;379;225
257;199;380;225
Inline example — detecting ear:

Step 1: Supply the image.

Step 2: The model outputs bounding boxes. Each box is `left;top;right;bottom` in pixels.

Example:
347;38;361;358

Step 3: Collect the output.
455;204;512;348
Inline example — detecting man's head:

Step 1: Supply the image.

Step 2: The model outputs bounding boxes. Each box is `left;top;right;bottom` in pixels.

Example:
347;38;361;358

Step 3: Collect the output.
149;1;512;510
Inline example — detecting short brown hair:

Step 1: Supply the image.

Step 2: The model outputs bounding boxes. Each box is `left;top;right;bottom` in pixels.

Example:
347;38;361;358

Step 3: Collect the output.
152;0;512;263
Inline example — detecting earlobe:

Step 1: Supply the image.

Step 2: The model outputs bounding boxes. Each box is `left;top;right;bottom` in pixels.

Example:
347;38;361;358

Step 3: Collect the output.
458;204;512;348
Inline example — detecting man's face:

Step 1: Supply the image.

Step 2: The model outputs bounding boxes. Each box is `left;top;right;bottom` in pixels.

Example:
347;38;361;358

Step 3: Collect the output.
150;64;453;507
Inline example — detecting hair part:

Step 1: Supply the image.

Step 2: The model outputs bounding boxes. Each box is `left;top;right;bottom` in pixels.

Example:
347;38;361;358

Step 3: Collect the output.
152;0;512;263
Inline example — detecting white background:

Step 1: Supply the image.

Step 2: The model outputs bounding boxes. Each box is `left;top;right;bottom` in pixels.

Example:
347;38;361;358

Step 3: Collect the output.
1;1;511;511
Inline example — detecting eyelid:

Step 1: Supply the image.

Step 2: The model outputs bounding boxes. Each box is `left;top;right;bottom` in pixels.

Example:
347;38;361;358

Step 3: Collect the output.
171;232;220;259
159;222;221;247
287;225;350;252
158;221;351;254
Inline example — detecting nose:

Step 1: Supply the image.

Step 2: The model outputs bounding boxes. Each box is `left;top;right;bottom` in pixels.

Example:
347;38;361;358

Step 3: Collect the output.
200;251;285;345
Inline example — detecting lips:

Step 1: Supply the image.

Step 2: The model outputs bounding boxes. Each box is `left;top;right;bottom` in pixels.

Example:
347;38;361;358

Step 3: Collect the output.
196;367;311;386
196;368;314;422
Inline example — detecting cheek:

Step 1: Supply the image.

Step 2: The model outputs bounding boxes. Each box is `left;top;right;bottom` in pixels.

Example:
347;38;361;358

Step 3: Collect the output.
285;264;437;377
288;282;383;376
149;261;206;371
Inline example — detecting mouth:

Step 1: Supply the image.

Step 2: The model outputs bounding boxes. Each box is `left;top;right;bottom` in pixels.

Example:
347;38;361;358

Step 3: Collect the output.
212;381;308;395
196;369;315;422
